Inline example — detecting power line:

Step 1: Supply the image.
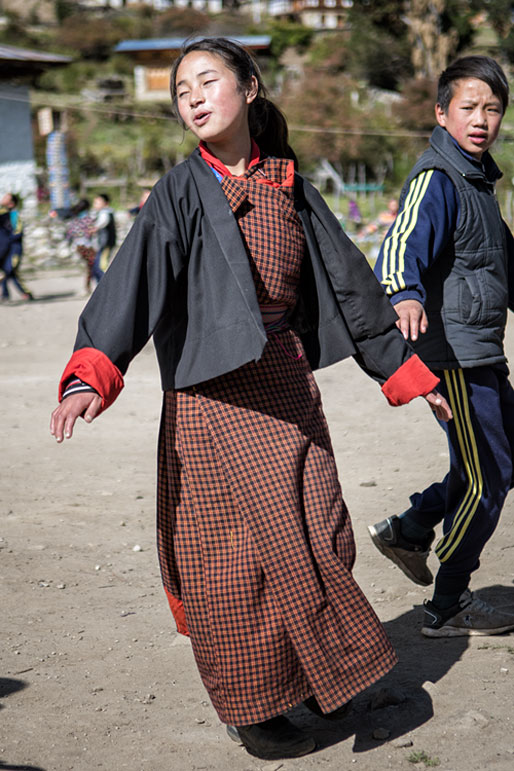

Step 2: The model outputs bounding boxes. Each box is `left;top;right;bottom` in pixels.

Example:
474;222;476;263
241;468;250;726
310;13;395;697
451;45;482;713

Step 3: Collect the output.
0;90;431;138
2;89;513;141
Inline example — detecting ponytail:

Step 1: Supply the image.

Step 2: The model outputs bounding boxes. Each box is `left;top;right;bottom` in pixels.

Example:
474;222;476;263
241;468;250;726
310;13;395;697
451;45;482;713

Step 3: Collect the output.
249;96;298;168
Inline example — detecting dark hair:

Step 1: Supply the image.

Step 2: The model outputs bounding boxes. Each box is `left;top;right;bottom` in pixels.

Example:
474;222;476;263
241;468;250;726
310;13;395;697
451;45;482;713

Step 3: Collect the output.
437;55;509;114
8;193;19;207
71;198;90;216
96;192;110;204
170;37;298;166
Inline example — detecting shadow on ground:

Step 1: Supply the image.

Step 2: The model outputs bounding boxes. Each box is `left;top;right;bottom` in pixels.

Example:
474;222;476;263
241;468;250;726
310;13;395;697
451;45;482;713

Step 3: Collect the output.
290;584;514;755
0;679;47;770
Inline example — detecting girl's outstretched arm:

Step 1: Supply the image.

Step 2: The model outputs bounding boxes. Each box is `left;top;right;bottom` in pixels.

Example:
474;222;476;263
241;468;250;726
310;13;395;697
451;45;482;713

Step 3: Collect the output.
50;392;102;443
424;390;453;422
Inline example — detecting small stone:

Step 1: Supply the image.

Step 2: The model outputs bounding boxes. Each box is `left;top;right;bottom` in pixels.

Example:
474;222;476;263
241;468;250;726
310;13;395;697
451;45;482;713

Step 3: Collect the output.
95;565;101;571
56;584;66;589
372;727;390;740
457;710;489;729
132;544;142;552
500;667;509;675
359;480;377;487
392;737;413;748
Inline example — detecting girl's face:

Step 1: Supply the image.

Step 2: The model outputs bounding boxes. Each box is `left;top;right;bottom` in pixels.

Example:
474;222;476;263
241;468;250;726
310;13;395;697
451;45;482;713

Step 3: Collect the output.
175;51;257;147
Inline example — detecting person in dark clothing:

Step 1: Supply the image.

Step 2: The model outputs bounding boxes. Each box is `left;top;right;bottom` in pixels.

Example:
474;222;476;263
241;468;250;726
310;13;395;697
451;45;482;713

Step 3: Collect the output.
369;55;514;638
0;193;33;301
91;193;116;283
50;37;451;760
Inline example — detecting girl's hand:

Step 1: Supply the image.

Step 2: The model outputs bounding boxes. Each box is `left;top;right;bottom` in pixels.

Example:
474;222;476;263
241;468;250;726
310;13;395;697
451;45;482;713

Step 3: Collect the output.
424;390;452;422
50;392;102;443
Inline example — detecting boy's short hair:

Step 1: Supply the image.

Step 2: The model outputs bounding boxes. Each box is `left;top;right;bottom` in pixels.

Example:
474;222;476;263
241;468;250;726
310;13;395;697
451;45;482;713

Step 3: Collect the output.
97;193;110;204
437;55;509;114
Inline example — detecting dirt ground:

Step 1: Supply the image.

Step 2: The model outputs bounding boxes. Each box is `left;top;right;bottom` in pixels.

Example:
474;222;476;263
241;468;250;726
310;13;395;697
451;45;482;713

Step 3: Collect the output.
2;267;514;771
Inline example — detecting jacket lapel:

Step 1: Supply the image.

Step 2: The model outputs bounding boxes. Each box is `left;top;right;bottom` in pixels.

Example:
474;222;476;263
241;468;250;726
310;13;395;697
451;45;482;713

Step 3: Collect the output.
186;149;264;329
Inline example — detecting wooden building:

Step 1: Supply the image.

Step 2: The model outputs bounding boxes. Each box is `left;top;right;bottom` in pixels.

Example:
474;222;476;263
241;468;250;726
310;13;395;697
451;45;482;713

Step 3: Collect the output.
114;35;272;101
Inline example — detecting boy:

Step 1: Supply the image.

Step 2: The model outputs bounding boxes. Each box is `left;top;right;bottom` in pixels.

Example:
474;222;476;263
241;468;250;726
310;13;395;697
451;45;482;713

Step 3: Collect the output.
92;193;116;283
369;56;514;637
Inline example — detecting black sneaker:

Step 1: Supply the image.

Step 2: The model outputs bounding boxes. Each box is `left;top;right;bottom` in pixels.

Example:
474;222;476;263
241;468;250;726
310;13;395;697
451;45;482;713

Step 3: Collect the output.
226;715;316;759
422;589;514;637
368;515;434;586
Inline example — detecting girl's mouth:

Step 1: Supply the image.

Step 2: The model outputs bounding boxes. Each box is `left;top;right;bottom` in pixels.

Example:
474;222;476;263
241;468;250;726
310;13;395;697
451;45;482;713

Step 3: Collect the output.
194;111;211;126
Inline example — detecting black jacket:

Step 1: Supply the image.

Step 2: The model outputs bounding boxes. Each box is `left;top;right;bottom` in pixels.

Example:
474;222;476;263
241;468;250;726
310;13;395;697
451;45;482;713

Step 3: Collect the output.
73;148;414;390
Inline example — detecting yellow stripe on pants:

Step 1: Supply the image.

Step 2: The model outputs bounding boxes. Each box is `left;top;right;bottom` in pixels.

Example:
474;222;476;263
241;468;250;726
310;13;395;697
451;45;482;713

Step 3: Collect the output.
435;369;483;562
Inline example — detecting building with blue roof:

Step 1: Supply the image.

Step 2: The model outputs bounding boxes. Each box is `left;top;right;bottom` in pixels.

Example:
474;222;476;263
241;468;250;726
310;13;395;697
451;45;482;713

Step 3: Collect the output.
114;35;272;101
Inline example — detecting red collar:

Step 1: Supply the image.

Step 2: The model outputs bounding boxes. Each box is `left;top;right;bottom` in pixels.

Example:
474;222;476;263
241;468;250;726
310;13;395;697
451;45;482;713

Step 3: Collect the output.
198;139;261;178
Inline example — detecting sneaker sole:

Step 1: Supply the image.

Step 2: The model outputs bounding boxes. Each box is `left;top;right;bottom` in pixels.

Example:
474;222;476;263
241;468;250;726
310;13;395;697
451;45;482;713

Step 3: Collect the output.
422;623;514;638
368;525;433;586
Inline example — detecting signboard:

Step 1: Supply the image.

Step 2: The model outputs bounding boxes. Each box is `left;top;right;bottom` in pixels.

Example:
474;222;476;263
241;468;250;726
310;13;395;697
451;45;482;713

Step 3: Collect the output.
37;107;53;136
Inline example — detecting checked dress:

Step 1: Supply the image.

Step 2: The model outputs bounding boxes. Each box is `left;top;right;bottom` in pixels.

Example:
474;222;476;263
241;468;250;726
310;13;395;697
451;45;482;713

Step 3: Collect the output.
156;154;397;726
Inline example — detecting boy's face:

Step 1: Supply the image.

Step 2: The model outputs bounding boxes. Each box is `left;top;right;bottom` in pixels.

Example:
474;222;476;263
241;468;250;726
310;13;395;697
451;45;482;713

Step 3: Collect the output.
435;77;503;160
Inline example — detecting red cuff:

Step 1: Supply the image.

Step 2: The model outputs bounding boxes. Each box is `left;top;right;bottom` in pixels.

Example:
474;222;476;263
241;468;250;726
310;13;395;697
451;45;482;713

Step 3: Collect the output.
164;588;189;636
381;354;439;406
58;347;124;412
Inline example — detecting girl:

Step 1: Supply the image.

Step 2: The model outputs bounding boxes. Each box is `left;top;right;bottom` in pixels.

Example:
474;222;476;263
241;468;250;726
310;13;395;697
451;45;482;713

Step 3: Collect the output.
50;38;451;761
65;199;96;294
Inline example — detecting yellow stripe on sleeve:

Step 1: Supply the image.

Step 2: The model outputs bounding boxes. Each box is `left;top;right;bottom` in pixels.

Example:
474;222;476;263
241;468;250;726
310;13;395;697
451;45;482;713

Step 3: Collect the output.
381;170;434;295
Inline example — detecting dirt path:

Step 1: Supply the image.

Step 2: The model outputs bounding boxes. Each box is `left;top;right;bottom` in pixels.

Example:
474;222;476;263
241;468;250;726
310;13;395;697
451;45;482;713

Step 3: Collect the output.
2;268;514;771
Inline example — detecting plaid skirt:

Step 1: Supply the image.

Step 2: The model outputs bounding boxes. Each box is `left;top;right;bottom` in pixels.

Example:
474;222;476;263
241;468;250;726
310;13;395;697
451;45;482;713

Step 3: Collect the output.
156;328;396;725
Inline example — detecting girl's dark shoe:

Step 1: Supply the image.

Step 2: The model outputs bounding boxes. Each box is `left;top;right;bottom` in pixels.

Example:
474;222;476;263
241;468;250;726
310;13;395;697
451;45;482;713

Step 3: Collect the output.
227;715;316;759
304;694;352;720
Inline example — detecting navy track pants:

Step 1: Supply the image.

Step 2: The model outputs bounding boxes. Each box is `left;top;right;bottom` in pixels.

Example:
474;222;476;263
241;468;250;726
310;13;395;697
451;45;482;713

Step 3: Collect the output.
407;365;514;596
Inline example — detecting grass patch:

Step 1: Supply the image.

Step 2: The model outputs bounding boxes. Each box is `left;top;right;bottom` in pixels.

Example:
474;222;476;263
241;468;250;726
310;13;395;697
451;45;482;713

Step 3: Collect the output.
407;750;440;767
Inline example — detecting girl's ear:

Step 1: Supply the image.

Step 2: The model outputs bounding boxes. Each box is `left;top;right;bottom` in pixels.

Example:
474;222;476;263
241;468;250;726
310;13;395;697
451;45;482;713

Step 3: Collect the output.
245;76;258;105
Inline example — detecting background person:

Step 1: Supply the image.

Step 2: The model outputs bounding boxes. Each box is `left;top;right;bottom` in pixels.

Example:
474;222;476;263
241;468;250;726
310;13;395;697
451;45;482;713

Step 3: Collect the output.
66;199;97;294
0;193;33;302
91;193;116;281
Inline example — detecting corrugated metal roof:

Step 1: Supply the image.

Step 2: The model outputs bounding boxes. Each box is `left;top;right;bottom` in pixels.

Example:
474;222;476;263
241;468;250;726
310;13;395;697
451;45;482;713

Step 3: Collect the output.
0;44;72;64
115;36;272;53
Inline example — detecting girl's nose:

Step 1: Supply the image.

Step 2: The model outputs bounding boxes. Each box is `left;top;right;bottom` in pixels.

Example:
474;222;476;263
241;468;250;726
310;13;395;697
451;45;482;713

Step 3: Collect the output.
190;89;204;107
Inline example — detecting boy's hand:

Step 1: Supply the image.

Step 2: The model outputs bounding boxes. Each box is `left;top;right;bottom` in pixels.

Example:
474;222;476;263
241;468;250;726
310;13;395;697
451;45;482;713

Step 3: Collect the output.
50;393;102;443
424;390;453;422
394;299;428;341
